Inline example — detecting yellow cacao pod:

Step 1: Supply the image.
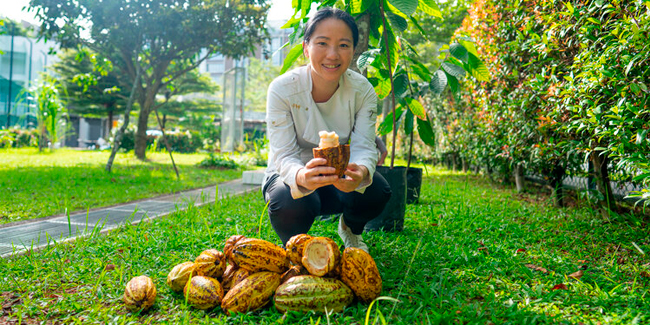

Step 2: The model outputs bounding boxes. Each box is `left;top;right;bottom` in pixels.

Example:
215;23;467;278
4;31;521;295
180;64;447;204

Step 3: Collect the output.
195;249;226;278
222;266;253;292
224;235;246;265
123;275;156;312
183;275;224;310
340;247;382;303
274;275;353;313
166;261;195;293
221;271;281;315
301;237;340;277
231;238;289;273
285;234;313;265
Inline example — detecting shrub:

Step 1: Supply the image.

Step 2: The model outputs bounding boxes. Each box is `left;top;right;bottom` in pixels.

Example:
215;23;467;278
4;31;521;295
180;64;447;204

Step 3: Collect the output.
198;153;238;169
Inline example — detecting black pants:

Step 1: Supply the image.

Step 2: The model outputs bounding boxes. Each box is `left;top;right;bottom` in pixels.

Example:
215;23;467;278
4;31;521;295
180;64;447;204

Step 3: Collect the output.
262;171;392;245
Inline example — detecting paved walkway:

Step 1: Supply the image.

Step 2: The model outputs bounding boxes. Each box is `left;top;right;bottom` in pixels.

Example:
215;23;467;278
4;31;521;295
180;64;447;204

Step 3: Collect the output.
0;179;260;258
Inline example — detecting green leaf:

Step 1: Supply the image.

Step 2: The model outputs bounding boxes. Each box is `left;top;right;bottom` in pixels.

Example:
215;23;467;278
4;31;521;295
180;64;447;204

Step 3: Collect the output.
374;77;392;99
409;16;428;40
409;59;431;81
350;0;372;14
429;69;447;95
458;39;479;57
587;17;600;24
444;71;459;94
386;11;408;32
405;97;425;120
357;49;380;72
417;118;436;146
404;109;414;135
394;74;409;98
637;130;647;145
565;2;574;16
468;53;490;81
380;24;399;73
449;43;468;64
417;0;442;18
442;62;466;79
388;0;419;16
280;43;303;74
378;105;405;135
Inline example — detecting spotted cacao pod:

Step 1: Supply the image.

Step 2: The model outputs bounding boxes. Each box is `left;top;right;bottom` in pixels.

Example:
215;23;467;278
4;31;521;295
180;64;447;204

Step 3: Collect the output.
286;234;313;265
340;247;382;303
224;235;246;265
312;144;350;177
221;271;281;315
183;275;224;310
280;264;309;284
301;237;341;276
231;238;289;273
274;275;353;313
123;275;156;312
195;249;227;278
222;266;253;292
166;261;195;293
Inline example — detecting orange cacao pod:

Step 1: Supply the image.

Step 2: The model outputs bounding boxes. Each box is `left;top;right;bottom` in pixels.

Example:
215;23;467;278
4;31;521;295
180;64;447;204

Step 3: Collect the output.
286;233;313;265
224;235;246;265
340;247;382;303
194;249;226;278
221;271;281;315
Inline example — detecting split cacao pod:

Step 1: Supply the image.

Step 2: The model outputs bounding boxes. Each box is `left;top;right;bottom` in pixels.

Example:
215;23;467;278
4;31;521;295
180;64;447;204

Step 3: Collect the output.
183;275;224;310
231;238;289;273
166;261;195;293
123;275;156;312
221;271;281;315
285;233;312;265
340;247;382;303
194;249;227;278
274;275;353;313
312;144;350;178
301;237;341;277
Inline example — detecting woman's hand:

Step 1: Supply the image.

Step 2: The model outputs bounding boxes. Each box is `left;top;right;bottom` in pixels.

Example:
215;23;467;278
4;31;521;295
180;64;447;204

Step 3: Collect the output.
296;158;339;191
333;163;368;193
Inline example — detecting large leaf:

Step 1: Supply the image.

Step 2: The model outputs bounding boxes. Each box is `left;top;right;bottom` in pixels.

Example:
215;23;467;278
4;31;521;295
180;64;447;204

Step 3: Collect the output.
386;11;408;32
442;61;466;79
449;43;469;64
404;109;414;135
458;38;479;57
444;71;459;94
417;0;442;18
468;52;490;81
409;16;429;41
380;23;399;73
378;105;405;135
405;97;426;120
429;69;447;95
350;0;373;14
388;0;419;16
357;49;380;72
394;73;410;98
409;59;431;81
281;43;303;74
417;117;436;147
374;77;392;99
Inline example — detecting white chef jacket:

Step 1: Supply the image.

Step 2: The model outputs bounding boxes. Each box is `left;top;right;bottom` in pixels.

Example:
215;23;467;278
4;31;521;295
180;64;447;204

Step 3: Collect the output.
264;65;379;199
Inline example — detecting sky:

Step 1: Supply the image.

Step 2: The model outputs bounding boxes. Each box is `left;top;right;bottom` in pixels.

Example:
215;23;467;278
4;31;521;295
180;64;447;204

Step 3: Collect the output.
2;0;295;25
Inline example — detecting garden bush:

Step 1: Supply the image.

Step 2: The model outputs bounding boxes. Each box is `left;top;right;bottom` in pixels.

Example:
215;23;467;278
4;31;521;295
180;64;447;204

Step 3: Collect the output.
0;128;39;148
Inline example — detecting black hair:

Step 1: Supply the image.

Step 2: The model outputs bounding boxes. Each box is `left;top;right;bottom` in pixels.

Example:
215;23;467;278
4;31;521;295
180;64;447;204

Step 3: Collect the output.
303;7;359;48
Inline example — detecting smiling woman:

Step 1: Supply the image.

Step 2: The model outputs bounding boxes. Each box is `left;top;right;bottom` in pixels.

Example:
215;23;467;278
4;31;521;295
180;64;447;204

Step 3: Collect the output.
262;7;392;254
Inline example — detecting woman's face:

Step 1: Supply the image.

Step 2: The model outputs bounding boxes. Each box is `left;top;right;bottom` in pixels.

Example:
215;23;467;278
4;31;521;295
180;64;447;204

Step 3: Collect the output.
303;17;354;85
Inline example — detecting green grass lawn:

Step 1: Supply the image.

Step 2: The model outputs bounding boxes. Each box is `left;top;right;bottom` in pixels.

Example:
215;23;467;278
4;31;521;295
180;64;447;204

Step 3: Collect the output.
0;166;649;324
0;148;242;224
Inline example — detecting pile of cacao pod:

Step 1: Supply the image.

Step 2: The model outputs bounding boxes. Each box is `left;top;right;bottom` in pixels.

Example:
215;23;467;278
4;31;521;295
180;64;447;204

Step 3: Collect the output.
122;233;382;314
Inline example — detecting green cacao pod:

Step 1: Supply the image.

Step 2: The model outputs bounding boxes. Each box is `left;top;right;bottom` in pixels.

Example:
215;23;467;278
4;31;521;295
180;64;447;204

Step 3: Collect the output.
195;249;227;278
301;237;340;276
183;275;224;310
340;247;382;303
274;275;353;313
221;271;281;315
166;262;195;293
231;238;289;273
123;275;156;312
285;234;313;265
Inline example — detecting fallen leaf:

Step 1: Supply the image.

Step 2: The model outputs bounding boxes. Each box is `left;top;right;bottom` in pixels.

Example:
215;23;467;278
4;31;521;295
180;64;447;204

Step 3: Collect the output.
478;241;485;246
105;264;116;271
577;259;588;263
525;263;549;274
640;271;650;278
479;247;489;254
456;310;462;314
568;269;584;280
552;283;568;290
110;178;116;183
64;259;70;264
475;228;483;233
515;248;526;255
430;223;439;227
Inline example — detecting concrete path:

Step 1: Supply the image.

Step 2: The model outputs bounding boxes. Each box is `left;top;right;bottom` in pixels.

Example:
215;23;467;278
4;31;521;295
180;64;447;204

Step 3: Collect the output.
0;179;260;258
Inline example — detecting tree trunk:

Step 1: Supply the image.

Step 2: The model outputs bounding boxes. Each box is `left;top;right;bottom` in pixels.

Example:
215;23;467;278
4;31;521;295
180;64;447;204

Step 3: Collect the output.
514;163;525;193
108;110;114;134
134;93;155;160
590;150;617;213
462;158;468;173
162;114;167;129
107;67;141;172
549;163;566;208
350;12;370;76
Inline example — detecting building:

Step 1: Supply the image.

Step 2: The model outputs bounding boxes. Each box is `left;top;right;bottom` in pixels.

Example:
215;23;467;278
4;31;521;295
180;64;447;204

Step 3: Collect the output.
0;20;59;129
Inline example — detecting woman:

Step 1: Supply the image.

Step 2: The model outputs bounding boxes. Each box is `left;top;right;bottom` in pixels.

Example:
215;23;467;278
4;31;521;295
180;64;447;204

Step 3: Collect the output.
263;7;391;252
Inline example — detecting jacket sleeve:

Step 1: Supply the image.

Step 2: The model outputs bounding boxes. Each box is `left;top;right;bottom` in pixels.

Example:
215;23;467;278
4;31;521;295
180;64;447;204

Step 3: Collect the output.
349;83;379;193
266;80;314;199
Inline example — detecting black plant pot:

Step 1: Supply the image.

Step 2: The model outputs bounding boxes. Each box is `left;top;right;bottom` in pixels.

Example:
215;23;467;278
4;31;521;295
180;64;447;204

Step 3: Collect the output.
365;166;407;232
406;167;423;204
